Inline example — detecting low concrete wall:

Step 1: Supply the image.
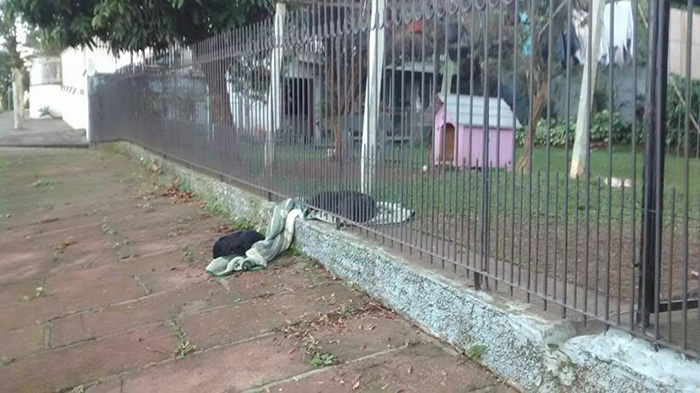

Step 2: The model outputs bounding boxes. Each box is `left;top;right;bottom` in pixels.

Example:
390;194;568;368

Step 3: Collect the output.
110;140;700;393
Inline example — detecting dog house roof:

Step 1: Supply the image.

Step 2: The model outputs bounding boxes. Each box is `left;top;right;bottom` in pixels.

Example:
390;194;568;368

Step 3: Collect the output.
437;94;520;128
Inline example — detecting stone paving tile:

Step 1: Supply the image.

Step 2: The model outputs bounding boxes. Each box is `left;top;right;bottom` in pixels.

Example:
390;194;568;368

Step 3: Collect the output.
0;249;52;285
261;343;505;393
49;280;229;348
0;323;45;359
84;375;123;393
0;278;43;306
0;294;68;331
0;148;515;393
0;323;177;392
0;276;145;332
307;316;427;362
180;283;366;351
118;334;311;393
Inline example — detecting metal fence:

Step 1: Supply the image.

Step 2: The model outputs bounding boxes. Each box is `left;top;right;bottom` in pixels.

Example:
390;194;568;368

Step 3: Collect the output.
91;0;700;357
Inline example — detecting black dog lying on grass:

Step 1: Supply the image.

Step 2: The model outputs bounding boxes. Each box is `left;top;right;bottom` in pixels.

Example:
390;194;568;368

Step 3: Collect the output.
213;230;265;259
306;191;377;228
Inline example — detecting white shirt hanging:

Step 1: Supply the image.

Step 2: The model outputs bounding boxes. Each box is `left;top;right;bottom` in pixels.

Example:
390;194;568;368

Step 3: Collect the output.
599;0;635;65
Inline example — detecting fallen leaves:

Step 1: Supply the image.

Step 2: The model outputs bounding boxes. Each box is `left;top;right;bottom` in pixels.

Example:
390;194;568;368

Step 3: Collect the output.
60;236;77;248
161;180;195;204
215;225;236;234
150;160;160;173
52;236;77;262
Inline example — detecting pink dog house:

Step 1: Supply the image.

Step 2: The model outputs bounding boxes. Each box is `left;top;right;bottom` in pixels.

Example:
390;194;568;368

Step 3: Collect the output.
433;94;519;169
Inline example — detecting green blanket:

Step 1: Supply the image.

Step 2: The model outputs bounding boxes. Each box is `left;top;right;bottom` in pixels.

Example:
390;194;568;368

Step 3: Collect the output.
205;196;414;277
206;199;305;277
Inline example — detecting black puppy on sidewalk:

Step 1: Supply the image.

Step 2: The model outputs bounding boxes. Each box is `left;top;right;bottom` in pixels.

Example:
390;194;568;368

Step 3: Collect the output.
213;230;265;259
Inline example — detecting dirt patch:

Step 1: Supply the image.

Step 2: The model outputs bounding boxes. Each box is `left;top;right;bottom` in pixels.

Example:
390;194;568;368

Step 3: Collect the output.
415;212;700;313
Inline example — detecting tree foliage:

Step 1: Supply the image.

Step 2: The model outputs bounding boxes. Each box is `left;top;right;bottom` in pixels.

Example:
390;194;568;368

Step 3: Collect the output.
0;7;22;69
24;27;65;56
0;6;24;122
5;0;272;52
0;50;13;107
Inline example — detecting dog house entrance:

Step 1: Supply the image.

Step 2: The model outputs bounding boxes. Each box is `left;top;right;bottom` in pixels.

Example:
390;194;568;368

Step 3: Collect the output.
440;124;455;163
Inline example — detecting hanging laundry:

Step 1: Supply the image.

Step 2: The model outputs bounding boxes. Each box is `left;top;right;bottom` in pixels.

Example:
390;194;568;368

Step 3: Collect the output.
599;0;635;65
520;12;532;57
571;8;588;64
555;24;582;69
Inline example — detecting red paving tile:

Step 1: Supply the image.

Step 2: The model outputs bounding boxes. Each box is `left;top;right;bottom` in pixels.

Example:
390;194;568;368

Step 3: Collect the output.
118;334;311;393
0;249;51;284
84;375;122;393
180;285;364;350
266;343;505;393
49;280;229;347
52;276;147;312
0;294;68;331
0;323;45;359
0;279;43;305
0;148;513;392
0;323;176;392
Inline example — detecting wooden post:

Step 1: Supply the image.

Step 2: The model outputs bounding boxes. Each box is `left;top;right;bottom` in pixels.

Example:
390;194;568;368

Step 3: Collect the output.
570;0;604;178
361;0;386;195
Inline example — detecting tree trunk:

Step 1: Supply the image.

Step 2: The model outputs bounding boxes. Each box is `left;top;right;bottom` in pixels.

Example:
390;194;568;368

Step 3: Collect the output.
332;122;342;161
515;80;548;172
570;0;604;179
200;60;238;165
12;67;23;129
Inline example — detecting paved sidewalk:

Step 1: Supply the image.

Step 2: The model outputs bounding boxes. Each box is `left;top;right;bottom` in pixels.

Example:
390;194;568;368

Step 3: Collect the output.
0;147;515;393
0;111;87;147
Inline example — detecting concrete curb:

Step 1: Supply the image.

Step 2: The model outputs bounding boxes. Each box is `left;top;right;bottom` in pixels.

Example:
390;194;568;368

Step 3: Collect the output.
110;141;700;393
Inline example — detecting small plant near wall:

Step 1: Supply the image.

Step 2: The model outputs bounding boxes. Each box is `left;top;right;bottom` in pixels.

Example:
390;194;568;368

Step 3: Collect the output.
39;106;60;119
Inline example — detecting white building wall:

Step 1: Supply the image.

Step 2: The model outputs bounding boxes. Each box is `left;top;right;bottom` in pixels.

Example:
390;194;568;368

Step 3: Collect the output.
29;85;63;118
60;44;133;137
60;48;89;130
669;8;700;80
28;56;63;118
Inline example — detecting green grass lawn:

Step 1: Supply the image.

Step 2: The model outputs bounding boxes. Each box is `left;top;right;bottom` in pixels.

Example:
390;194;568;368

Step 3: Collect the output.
528;146;700;197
